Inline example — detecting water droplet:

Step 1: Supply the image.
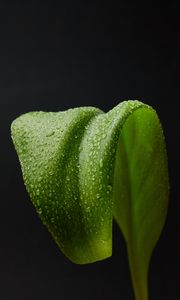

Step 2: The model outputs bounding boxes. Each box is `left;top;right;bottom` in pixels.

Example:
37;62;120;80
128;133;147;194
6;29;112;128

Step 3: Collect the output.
99;159;103;168
101;239;106;244
46;131;55;137
99;184;103;190
37;176;42;182
107;185;112;191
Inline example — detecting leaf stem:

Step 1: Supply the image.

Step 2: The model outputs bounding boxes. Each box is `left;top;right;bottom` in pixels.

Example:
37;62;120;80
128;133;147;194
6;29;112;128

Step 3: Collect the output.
127;245;148;300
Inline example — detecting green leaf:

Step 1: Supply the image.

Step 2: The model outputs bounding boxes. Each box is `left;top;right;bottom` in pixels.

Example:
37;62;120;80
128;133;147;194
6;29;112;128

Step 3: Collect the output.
11;100;169;300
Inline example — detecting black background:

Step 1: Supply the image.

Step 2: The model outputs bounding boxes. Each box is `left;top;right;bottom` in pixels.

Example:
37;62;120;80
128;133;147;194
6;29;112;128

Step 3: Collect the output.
1;1;179;300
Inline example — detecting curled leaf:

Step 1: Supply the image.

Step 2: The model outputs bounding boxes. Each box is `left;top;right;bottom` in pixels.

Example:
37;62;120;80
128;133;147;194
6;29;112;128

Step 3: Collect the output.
11;100;169;300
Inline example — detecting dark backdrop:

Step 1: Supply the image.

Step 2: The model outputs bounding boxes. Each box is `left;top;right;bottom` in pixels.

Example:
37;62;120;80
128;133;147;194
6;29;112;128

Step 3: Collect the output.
0;1;179;300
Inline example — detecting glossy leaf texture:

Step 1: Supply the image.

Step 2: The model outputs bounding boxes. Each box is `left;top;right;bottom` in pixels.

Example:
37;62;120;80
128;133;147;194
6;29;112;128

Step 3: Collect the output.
11;100;169;300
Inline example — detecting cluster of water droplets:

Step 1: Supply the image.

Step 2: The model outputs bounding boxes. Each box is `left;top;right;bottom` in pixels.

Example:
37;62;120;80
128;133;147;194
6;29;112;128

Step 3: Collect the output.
11;100;152;263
